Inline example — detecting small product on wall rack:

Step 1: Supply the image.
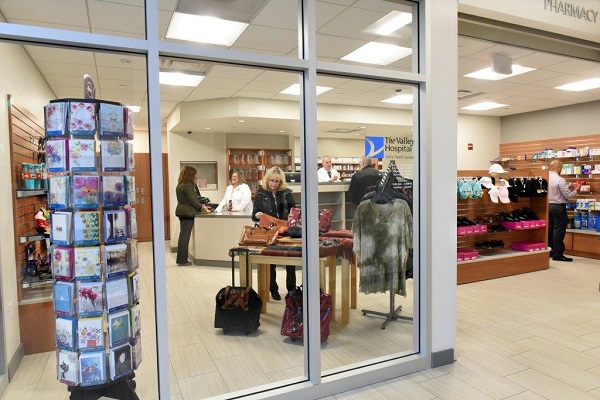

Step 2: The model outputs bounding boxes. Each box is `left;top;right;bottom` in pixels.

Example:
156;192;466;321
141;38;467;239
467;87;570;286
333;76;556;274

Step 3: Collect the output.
46;98;141;398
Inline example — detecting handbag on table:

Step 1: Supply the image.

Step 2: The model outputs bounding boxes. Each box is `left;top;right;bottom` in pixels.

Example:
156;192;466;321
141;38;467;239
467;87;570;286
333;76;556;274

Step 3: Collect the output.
258;213;288;235
239;225;279;246
287;207;334;234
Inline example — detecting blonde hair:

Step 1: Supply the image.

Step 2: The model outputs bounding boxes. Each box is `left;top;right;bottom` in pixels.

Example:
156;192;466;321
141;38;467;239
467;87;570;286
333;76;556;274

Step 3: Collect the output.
178;166;197;184
262;166;288;191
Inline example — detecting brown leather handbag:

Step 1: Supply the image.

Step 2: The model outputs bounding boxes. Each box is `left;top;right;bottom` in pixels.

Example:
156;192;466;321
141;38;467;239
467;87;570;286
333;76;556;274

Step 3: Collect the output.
239;225;279;246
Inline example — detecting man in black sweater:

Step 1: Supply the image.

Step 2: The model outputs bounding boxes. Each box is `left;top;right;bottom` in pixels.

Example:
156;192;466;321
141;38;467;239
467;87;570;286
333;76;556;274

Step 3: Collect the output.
347;157;382;205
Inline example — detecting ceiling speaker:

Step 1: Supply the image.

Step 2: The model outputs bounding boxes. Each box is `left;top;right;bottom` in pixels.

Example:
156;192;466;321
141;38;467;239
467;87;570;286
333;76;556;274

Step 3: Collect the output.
491;53;513;75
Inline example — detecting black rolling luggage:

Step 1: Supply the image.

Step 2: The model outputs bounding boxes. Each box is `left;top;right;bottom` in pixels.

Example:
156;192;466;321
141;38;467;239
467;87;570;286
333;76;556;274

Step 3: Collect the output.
214;248;262;335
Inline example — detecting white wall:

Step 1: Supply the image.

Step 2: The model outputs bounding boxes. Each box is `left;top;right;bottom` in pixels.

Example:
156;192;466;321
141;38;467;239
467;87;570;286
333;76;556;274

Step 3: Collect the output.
0;42;54;365
130;130;167;153
457;114;501;170
501;100;600;143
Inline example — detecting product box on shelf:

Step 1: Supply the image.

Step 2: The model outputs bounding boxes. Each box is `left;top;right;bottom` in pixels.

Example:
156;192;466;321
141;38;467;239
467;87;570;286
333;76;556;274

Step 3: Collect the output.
511;241;546;252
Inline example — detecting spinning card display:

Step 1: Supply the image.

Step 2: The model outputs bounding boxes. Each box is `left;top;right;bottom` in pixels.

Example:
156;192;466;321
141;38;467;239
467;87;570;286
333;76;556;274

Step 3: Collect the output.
69;139;96;171
77;281;104;317
73;247;102;280
57;349;79;386
49;175;70;209
69;102;96;137
104;210;127;243
73;211;100;245
104;243;128;278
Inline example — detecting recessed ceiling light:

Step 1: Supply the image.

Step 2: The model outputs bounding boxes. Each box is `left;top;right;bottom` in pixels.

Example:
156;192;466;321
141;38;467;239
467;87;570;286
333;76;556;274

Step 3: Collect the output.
279;130;286;133
280;84;332;96
555;78;600;91
461;101;507;111
204;127;212;130
159;71;204;87
364;11;412;36
341;42;412;65
125;105;141;113
359;126;367;129
120;58;131;64
166;12;248;46
381;94;413;104
464;65;536;81
238;119;246;123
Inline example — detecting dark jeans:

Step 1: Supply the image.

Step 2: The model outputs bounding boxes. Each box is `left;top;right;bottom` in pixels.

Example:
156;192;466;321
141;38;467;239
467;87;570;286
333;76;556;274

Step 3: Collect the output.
177;217;194;264
269;264;297;293
548;203;567;258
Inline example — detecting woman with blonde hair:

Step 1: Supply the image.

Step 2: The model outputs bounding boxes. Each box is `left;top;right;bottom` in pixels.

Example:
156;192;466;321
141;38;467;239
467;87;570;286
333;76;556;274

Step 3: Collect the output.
175;166;205;266
251;167;296;300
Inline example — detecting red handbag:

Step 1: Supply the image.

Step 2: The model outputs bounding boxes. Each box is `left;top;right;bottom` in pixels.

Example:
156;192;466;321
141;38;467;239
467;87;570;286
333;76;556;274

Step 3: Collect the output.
287;207;334;233
280;286;331;342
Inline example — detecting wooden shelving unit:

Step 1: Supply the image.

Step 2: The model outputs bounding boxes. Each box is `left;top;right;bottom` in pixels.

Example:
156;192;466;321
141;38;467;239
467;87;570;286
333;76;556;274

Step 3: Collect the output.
227;148;292;194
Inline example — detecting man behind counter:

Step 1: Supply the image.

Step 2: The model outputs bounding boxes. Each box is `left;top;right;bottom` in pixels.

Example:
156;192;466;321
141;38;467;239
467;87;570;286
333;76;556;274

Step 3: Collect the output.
347;157;382;205
317;155;340;182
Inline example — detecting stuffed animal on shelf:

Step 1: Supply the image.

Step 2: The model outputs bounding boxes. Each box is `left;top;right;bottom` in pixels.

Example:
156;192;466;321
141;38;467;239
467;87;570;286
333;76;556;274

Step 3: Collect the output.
35;207;50;235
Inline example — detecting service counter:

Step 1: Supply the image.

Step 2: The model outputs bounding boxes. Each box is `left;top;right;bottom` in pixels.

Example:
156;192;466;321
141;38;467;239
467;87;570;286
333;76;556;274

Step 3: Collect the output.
190;183;353;267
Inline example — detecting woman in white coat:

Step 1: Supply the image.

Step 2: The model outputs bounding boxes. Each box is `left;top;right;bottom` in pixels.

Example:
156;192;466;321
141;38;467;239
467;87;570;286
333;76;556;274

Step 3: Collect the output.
215;171;253;213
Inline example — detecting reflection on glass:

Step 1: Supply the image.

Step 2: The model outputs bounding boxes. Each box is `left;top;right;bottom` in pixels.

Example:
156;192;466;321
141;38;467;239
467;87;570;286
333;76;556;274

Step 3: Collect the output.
315;74;418;375
160;0;299;58
317;0;417;72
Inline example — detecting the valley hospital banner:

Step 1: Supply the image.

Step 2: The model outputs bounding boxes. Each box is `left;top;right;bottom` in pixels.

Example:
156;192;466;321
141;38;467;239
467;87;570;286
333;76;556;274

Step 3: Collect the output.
365;135;415;179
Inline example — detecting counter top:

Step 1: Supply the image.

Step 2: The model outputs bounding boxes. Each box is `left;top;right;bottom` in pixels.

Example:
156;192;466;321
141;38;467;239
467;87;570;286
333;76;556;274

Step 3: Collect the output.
195;211;252;218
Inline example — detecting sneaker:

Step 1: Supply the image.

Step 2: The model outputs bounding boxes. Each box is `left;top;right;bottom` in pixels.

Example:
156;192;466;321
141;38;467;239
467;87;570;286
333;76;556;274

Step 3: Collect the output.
270;291;282;301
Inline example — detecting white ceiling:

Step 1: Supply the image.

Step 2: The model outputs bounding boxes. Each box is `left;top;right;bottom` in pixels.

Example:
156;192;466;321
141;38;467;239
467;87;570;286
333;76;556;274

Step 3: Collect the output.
1;0;600;136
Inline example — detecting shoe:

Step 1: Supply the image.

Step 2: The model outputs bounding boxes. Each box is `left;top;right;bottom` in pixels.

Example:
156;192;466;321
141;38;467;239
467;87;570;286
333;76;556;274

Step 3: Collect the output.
271;291;282;301
552;256;573;262
177;261;193;266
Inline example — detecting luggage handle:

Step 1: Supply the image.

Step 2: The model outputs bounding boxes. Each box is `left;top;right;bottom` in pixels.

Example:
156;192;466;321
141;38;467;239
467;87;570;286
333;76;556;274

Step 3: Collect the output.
229;247;251;287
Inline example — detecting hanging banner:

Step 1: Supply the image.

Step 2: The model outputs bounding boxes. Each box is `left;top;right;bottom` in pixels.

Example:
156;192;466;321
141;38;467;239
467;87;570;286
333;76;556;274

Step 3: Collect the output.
83;74;96;99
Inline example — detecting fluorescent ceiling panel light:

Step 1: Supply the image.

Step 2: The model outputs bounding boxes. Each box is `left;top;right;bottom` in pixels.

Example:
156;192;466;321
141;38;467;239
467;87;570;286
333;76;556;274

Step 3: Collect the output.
364;11;412;36
280;84;332;96
159;71;204;87
341;42;412;65
166;12;248;46
381;94;413;104
464;65;536;81
461;101;507;111
555;78;600;91
125;105;141;113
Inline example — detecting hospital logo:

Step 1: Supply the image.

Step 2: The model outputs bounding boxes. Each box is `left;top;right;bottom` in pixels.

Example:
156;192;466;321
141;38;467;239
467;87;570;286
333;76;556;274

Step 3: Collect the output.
365;136;384;158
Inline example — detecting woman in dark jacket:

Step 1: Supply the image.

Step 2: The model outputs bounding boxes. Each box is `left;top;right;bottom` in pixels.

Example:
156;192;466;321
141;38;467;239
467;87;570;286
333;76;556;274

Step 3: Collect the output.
252;166;296;300
175;166;205;266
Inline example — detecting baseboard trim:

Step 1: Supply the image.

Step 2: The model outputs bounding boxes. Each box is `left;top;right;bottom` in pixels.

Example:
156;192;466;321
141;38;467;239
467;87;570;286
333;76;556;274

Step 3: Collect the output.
431;348;455;368
7;344;24;381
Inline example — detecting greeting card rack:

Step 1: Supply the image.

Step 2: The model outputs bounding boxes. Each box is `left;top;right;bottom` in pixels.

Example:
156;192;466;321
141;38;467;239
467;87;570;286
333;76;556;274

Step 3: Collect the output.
46;98;141;399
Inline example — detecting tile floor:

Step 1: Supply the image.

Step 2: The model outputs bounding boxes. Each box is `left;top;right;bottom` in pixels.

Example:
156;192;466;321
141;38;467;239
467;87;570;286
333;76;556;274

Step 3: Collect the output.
2;245;599;400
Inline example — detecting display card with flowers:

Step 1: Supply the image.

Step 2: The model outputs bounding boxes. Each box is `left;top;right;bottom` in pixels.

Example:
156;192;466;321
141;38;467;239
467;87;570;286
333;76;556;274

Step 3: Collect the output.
73;211;100;246
101;140;126;172
46;139;69;172
77;316;104;351
102;175;127;207
72;175;100;209
52;246;74;281
55;316;76;350
49;174;70;209
69;139;96;171
45;102;68;137
74;246;102;280
99;103;124;138
69;102;96;137
77;281;104;317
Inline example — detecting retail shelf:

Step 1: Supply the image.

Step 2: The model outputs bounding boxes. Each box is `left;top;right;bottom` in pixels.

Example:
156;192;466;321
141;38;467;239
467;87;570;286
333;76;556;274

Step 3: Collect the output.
21;275;53;289
19;285;52;305
16;189;47;198
457;248;550;264
19;234;48;244
566;229;600;236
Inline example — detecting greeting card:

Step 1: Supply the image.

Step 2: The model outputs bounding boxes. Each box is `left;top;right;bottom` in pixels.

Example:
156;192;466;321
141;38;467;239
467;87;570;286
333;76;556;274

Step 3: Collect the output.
54;281;75;316
52;246;74;281
78;317;104;351
104;210;127;243
125;175;136;205
77;281;104;317
45;102;68;137
51;211;72;245
109;343;132;380
131;333;142;369
126;208;137;239
72;175;99;209
102;175;127;207
124;107;134;140
125;142;135;171
128;271;140;305
69;102;96;137
57;349;79;386
127;239;139;271
101;140;126;172
55;316;77;350
46;139;69;172
99;103;124;138
79;351;106;386
129;303;141;337
74;247;102;280
108;309;131;347
105;243;129;278
106;276;130;313
49;175;70;209
69;139;96;171
73;211;100;245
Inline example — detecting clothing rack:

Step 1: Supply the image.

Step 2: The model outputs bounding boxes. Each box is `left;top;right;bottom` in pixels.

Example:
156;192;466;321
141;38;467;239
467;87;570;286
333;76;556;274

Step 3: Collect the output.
361;160;413;329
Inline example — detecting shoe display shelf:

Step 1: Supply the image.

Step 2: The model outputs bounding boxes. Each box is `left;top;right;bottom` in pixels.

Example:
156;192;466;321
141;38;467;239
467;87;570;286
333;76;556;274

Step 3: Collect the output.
457;169;549;284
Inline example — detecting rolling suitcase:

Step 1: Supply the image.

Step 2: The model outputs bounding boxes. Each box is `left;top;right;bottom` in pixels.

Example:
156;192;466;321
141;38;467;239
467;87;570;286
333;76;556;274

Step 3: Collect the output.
281;286;332;342
214;248;262;335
